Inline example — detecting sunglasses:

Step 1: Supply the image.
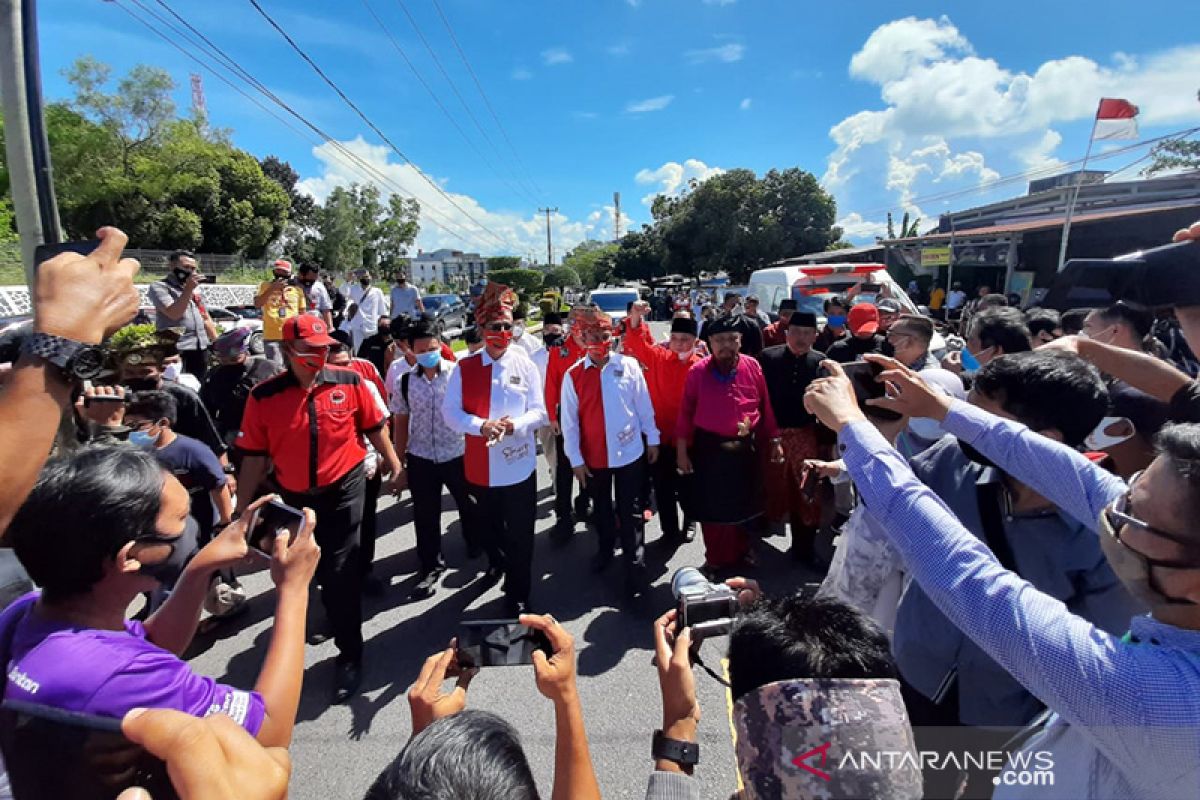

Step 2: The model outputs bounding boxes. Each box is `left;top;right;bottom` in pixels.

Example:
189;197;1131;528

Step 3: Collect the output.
1103;470;1200;565
486;323;514;332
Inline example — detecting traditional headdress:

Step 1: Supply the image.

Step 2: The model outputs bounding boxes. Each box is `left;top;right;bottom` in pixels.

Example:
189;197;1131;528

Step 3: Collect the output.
473;282;518;325
107;324;180;367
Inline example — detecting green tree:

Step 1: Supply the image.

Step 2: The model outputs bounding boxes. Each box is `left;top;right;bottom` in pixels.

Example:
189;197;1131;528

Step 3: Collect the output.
1144;138;1200;176
487;255;523;272
312;183;420;273
612;227;664;284
886;211;921;239
562;240;618;289
543;265;581;289
487;267;543;295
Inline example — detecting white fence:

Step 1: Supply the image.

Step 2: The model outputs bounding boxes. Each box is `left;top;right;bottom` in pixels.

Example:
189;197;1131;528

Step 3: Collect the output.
0;284;262;321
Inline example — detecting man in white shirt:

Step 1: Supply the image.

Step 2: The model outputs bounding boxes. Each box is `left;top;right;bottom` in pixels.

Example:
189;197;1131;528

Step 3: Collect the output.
389;272;424;317
946;282;968;312
298;263;333;329
442;284;547;615
560;310;659;597
342;270;389;352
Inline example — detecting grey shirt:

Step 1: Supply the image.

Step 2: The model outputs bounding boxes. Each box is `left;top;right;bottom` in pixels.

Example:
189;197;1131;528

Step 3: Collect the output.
147;275;211;351
390;283;422;317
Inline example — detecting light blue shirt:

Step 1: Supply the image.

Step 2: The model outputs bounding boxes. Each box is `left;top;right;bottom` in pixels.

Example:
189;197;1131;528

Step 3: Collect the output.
840;400;1200;800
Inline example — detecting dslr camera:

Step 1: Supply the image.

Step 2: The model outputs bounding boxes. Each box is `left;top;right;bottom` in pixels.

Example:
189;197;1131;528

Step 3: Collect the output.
671;567;739;642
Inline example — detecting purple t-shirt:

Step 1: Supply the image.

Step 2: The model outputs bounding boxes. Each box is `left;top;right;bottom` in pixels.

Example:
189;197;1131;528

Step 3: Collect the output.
1;593;265;734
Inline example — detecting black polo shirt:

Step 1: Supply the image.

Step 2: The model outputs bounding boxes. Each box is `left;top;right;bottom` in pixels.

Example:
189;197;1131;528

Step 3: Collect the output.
758;344;825;429
237;367;386;493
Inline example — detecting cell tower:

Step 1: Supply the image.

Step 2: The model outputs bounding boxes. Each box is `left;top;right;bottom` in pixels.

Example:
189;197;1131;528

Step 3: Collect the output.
613;191;622;241
190;73;207;120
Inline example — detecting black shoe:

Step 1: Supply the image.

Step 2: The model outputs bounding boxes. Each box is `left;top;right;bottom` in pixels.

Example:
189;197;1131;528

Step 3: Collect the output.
466;543;483;560
624;561;649;598
550;519;575;544
408;569;442;601
590;551;614;574
332;660;362;704
480;565;504;587
362;575;386;598
574;498;591;520
307;629;332;645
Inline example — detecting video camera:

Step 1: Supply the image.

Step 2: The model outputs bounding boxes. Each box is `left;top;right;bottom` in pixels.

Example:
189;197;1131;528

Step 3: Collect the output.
671;567;739;642
1042;239;1200;311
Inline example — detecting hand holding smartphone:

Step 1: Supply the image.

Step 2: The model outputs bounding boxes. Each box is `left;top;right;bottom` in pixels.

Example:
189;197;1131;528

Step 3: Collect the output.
245;499;306;556
455;620;553;669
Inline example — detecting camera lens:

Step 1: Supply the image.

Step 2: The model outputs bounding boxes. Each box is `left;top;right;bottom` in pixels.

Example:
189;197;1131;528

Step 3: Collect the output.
671;567;712;599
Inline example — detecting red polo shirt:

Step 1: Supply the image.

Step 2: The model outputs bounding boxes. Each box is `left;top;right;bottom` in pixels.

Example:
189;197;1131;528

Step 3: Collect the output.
544;338;585;424
237;367;386;493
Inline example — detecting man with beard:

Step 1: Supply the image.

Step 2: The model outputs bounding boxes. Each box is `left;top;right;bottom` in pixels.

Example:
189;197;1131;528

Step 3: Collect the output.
758;311;830;565
199;327;281;450
443;283;547;614
677;316;784;574
887;351;1142;794
110;325;228;465
235;315;402;702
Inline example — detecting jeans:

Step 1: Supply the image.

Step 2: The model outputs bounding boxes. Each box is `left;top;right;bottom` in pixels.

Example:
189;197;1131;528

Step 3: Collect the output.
280;463;365;663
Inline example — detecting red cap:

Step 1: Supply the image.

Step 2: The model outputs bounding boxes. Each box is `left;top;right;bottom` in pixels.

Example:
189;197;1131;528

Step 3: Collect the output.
848;303;879;336
273;259;293;275
282;315;337;346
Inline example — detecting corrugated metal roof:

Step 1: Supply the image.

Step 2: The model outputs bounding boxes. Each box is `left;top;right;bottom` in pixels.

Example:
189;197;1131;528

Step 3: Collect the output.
788;244;885;263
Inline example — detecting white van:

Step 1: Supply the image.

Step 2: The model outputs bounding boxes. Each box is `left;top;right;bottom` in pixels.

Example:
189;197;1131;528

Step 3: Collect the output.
747;262;945;354
586;286;642;323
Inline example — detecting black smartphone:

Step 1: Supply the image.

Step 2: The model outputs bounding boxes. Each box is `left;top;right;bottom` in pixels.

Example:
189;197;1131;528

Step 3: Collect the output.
0;699;177;800
33;239;104;269
837;360;903;422
245;499;305;555
456;620;553;668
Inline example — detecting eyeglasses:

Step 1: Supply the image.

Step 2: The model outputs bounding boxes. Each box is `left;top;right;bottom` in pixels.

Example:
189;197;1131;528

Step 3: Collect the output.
128;420;155;432
1104;470;1200;557
486;323;514;332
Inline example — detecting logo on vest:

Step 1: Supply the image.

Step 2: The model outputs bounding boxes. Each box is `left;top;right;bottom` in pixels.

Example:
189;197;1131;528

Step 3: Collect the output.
330;389;347;405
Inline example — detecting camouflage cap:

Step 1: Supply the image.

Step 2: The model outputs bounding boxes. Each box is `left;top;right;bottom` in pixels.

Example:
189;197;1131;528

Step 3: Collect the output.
733;678;921;800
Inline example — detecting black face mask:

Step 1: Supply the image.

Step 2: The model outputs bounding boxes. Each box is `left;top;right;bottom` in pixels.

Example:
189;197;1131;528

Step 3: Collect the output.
880;339;895;358
543;333;565;348
136;516;199;585
958;439;997;470
172;268;192;283
360;278;371;287
301;279;316;288
126;376;161;392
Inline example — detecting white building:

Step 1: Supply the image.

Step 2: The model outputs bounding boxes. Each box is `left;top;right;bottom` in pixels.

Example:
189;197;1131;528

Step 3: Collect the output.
409;249;488;288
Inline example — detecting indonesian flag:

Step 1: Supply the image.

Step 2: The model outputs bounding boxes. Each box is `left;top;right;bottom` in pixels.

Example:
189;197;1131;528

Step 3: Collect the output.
1093;98;1139;141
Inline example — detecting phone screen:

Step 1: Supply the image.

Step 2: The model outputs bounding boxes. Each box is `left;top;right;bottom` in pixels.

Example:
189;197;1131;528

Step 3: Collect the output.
33;240;104;270
456;620;552;668
245;499;305;555
837;361;903;422
0;700;177;800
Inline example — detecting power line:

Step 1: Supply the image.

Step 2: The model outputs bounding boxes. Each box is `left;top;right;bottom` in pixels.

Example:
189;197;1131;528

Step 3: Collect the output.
358;0;538;207
430;0;545;201
117;0;502;251
245;0;516;251
390;0;541;204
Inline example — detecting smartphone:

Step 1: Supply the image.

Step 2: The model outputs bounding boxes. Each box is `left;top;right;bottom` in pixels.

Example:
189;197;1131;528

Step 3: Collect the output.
0;699;177;800
245;499;305;555
33;239;104;269
456;620;553;668
835;361;903;422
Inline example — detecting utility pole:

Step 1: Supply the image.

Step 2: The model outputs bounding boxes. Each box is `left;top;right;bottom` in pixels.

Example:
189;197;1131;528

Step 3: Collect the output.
613;192;622;240
538;206;557;266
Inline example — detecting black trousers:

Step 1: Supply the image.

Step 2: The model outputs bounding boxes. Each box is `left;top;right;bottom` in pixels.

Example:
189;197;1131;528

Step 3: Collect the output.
590;460;646;566
280;463;364;664
408;455;482;573
468;472;536;603
359;469;382;577
554;433;588;523
180;348;208;379
652;444;692;539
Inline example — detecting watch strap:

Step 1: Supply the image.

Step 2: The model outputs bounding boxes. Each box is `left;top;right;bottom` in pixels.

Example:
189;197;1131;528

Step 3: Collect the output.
21;332;85;370
652;729;700;766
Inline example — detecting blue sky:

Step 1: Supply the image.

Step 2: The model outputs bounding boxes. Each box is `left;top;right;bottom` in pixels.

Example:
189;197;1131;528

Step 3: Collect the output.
38;0;1200;258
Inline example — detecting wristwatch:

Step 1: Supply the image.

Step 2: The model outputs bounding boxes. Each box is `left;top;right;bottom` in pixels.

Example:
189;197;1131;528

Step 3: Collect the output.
20;333;106;383
652;730;700;766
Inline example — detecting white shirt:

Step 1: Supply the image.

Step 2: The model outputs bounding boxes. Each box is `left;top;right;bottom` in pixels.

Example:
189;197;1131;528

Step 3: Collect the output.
347;284;388;335
560;352;659;470
385;356;416;405
442;347;547;487
514;330;542;359
305;280;332;314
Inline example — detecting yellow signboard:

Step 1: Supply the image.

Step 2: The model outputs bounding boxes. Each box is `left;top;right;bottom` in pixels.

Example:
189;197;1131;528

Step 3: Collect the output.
920;247;951;268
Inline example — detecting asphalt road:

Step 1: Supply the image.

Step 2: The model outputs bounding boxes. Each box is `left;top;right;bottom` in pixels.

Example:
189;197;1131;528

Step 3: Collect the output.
187;323;821;800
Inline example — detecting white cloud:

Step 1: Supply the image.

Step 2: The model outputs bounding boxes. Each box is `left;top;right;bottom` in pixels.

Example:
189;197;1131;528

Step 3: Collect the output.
634;158;724;205
510;67;532;80
625;95;675;113
296;136;612;256
836;212;887;240
827;15;1200;239
685;43;744;64
739;97;752;111
541;47;573;66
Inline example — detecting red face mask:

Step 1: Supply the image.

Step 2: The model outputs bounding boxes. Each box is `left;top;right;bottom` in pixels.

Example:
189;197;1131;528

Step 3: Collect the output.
485;330;513;350
587;342;611;360
293;350;328;373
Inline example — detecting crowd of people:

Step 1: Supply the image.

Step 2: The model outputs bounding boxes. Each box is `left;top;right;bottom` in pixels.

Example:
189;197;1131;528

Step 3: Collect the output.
0;221;1199;799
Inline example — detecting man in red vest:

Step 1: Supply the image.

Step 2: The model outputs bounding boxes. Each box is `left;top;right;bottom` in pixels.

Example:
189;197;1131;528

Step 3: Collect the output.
442;283;547;614
560;310;660;598
544;305;592;541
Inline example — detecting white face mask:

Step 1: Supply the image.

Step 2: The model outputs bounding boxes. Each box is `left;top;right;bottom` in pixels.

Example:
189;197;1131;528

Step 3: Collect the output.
162;361;182;382
676;348;695;362
513;323;525;339
1085;416;1136;451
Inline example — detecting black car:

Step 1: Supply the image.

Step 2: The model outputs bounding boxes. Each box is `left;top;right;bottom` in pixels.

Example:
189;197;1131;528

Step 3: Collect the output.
422;294;470;337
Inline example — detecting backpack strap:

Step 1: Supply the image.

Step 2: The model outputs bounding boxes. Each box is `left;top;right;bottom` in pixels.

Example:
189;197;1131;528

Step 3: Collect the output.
401;371;411;408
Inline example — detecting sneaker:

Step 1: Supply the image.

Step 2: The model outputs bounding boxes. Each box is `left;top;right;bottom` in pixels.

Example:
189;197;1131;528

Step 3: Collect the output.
332;660;362;704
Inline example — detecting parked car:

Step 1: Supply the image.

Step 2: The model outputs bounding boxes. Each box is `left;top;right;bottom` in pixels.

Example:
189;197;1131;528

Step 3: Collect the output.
421;294;469;337
208;306;264;354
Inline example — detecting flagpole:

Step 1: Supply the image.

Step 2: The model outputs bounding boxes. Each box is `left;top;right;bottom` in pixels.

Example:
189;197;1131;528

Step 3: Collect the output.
1057;99;1102;272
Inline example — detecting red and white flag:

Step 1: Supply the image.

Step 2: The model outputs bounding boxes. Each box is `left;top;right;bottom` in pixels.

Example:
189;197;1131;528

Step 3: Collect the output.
1093;98;1139;141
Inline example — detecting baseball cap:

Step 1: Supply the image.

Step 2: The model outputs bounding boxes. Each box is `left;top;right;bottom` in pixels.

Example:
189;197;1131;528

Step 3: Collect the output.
272;259;293;275
876;298;902;314
282;315;337;346
848;303;880;335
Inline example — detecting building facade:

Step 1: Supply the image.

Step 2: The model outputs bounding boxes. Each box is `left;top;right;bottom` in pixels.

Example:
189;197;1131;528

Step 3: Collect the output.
409;249;488;288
